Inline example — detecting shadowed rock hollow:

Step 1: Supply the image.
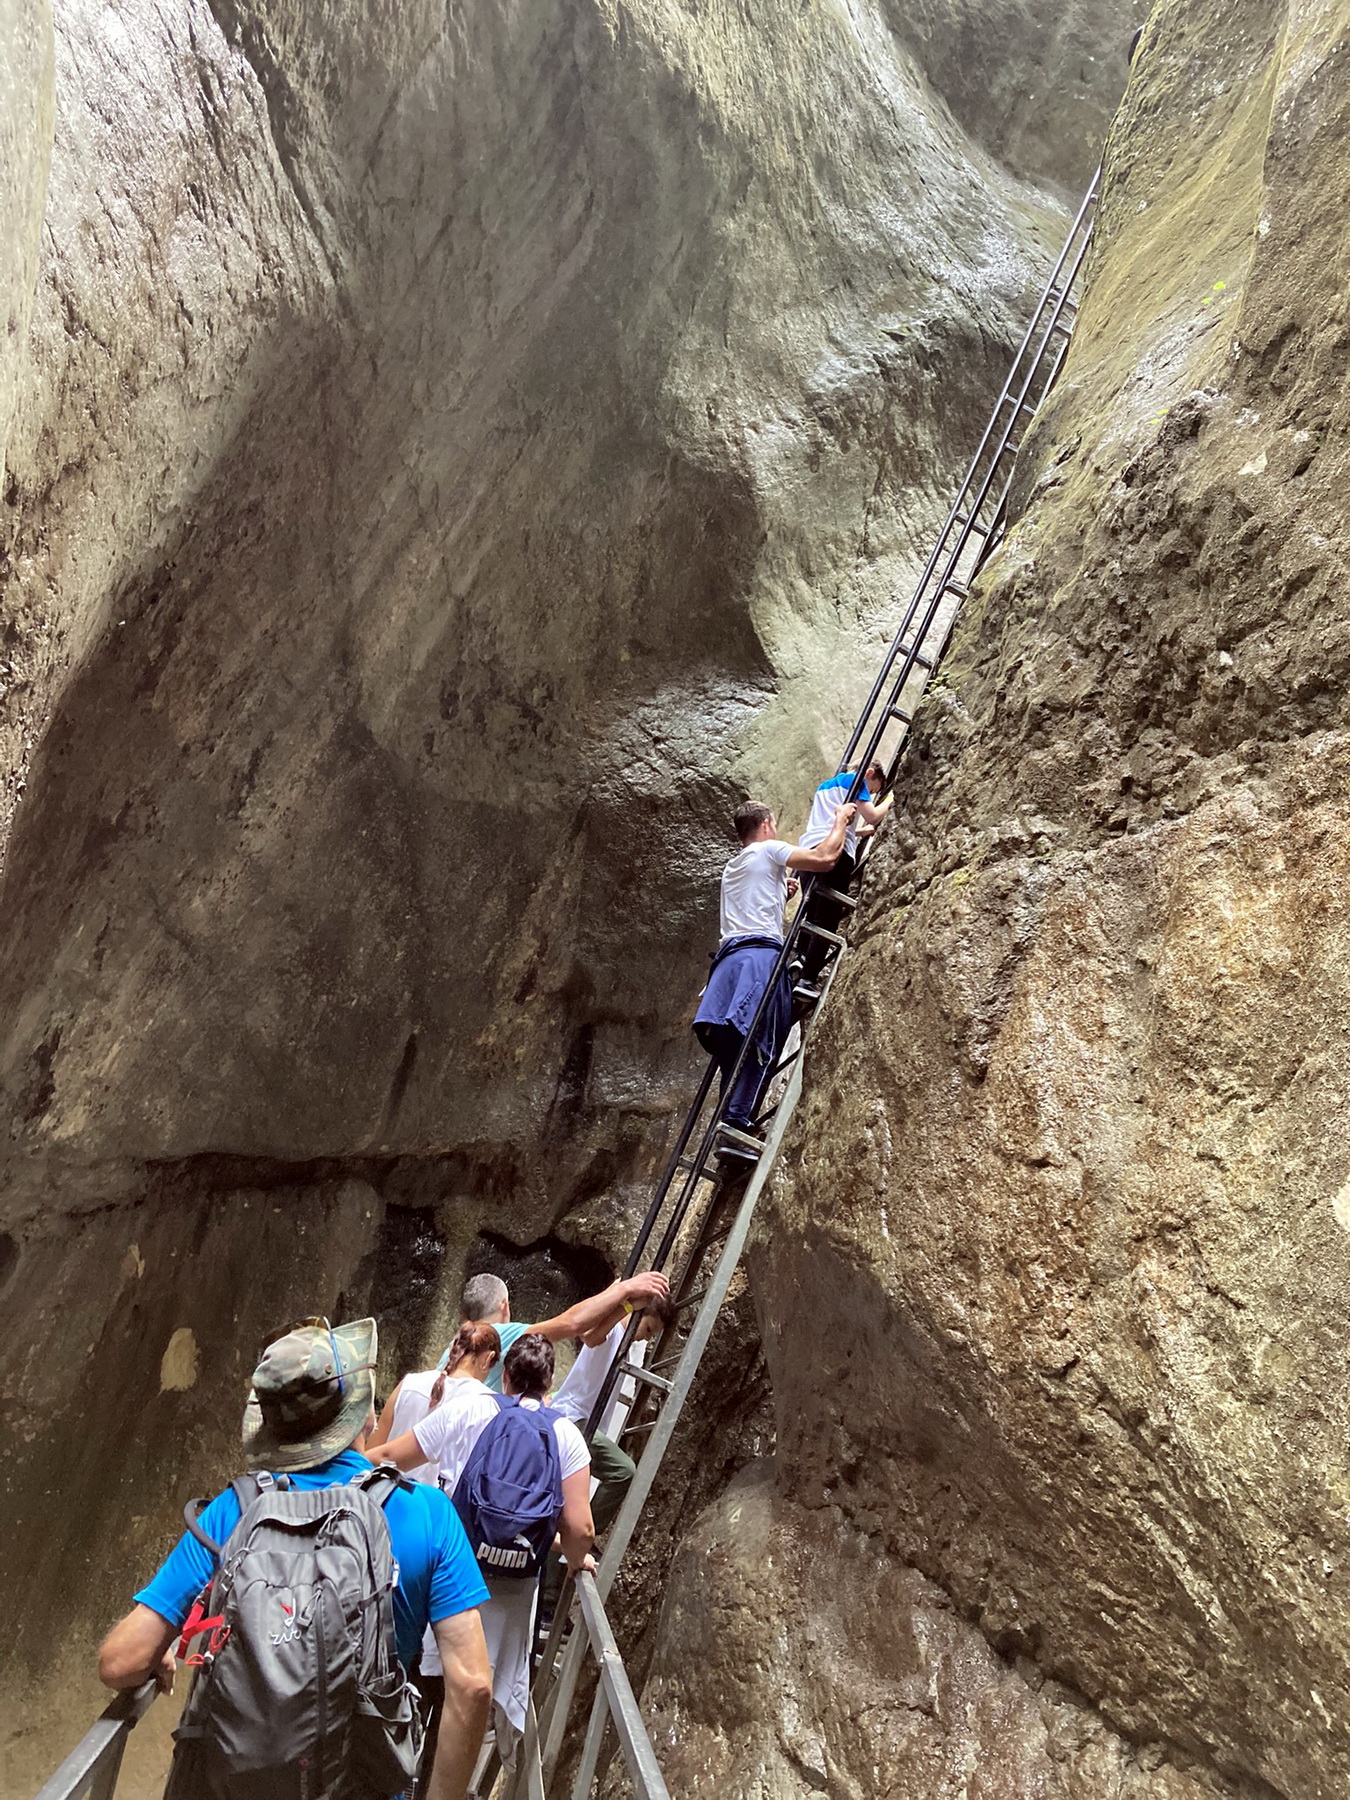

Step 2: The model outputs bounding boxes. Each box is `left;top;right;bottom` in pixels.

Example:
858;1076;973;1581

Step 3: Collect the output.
0;0;1136;1784
639;2;1350;1796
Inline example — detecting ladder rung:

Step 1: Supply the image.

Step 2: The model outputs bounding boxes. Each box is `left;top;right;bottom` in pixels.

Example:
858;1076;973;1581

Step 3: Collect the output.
676;1155;720;1181
952;514;989;535
889;706;912;725
620;1418;658;1439
798;921;846;947
716;1123;764;1154
650;1350;684;1373
673;1284;708;1312
942;581;969;599
617;1359;672;1395
816;887;858;909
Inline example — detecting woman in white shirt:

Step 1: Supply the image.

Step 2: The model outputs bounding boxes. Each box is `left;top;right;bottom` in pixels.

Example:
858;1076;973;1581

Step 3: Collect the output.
373;1330;592;1775
367;1321;502;1483
477;1334;592;1772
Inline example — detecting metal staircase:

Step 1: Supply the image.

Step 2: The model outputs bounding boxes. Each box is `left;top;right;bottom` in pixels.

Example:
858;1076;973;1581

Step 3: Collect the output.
30;173;1098;1800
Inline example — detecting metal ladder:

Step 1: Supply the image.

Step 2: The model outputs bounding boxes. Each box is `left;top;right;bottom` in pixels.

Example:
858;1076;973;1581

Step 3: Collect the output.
514;170;1100;1800
29;173;1098;1800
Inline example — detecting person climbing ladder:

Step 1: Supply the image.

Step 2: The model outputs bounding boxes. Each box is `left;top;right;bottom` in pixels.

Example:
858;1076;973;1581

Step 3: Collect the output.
693;797;853;1150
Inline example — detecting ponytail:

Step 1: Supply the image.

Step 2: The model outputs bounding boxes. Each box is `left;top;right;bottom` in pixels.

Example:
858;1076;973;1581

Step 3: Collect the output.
430;1320;501;1407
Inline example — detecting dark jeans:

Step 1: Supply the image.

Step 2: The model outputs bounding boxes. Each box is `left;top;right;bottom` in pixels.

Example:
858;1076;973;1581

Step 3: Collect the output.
798;849;856;983
700;1021;777;1131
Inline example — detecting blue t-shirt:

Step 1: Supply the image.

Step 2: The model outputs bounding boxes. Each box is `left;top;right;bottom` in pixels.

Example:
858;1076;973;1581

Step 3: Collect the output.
800;770;861;856
134;1450;488;1670
484;1321;530;1391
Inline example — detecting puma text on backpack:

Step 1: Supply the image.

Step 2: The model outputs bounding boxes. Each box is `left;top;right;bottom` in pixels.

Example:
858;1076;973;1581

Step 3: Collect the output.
167;1465;422;1799
451;1396;564;1578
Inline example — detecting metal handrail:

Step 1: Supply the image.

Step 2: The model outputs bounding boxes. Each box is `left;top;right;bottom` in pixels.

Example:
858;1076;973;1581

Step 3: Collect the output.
570;1573;671;1800
538;1022;817;1786
33;1683;158;1800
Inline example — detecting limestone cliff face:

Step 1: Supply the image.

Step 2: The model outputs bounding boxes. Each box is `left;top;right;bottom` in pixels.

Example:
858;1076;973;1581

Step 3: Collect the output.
0;0;1133;1781
642;3;1350;1797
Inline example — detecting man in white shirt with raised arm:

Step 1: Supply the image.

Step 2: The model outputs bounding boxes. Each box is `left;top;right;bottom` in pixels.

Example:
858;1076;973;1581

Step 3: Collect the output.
693;798;853;1145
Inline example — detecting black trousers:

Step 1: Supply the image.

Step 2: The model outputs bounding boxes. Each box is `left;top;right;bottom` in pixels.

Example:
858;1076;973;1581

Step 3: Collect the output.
798;849;856;982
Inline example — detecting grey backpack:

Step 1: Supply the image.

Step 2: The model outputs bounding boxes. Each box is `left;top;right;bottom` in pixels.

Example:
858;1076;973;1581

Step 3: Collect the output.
167;1466;423;1799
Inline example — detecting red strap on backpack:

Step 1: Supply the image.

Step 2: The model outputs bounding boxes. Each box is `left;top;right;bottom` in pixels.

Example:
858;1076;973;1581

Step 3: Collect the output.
177;1594;230;1666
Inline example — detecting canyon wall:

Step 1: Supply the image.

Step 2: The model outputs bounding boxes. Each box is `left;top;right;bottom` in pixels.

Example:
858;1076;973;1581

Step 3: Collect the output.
0;0;1135;1785
640;2;1350;1796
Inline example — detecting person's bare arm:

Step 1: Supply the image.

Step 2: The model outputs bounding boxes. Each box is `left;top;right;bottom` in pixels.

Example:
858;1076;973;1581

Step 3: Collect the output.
787;804;856;872
98;1605;177;1693
365;1379;403;1452
529;1270;670;1345
856;792;892;826
368;1428;426;1470
423;1610;493;1800
558;1468;595;1572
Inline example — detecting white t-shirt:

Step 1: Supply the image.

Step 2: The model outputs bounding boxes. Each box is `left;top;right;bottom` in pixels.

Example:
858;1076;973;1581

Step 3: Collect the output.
413;1384;591;1492
552;1325;647;1437
719;839;793;942
413;1377;501;1495
386;1368;440;1483
799;771;859;857
517;1396;590;1480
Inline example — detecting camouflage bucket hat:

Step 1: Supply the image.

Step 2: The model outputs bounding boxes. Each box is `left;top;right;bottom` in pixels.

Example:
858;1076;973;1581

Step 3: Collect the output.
241;1317;377;1473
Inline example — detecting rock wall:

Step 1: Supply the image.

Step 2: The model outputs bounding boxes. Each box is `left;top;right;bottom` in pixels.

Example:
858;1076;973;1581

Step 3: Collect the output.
0;0;1135;1783
641;2;1350;1796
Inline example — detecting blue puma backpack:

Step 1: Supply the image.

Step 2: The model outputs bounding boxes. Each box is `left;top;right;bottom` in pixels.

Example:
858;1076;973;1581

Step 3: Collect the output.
451;1395;565;1577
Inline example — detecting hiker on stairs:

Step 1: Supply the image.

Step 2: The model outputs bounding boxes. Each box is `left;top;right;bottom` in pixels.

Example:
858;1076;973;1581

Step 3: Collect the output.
694;797;854;1148
796;761;891;988
97;1317;493;1800
536;1289;677;1619
367;1320;502;1483
454;1267;670;1392
453;1334;593;1777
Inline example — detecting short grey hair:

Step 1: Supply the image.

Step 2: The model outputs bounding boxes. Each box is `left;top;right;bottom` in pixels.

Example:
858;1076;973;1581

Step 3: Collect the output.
461;1272;509;1322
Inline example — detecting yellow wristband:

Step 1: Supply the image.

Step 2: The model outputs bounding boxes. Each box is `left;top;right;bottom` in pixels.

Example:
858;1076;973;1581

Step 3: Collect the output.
622;1302;634;1316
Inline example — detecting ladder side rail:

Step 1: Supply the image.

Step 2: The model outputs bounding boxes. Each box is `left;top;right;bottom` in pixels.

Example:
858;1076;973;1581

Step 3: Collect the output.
838;172;1099;769
570;1683;613;1800
572;1573;672;1800
579;891;815;1441
33;1684;157;1800
539;1047;812;1777
618;1058;719;1280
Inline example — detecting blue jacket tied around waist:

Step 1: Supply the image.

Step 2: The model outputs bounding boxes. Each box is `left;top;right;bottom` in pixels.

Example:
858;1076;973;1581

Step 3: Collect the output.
693;934;792;1067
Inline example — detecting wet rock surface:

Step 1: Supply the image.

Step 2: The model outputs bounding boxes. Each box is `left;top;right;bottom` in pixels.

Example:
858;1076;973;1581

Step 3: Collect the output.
644;3;1350;1796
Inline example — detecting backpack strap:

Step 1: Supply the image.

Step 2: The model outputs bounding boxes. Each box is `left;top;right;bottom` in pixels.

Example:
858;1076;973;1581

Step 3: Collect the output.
182;1498;223;1558
353;1462;411;1509
181;1472;283;1560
